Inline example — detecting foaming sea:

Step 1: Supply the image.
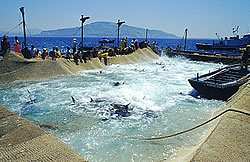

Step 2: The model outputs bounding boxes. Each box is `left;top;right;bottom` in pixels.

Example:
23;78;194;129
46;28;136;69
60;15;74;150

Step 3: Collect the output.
0;49;225;161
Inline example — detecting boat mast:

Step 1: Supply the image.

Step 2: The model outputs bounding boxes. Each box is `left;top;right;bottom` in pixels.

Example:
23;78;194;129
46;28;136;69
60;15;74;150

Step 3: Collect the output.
19;7;27;48
117;20;125;47
80;15;90;49
184;28;188;51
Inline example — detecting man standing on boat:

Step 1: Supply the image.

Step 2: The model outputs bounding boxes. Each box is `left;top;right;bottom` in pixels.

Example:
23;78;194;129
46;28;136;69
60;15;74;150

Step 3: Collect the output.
241;45;250;70
1;35;11;56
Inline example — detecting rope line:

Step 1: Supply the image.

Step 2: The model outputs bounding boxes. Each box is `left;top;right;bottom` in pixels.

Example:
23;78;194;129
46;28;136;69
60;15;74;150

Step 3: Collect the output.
25;24;33;37
113;109;250;141
72;27;81;38
4;22;23;35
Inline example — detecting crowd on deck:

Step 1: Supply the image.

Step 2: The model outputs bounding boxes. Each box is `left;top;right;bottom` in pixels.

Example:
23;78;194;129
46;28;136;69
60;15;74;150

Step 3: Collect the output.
0;35;154;65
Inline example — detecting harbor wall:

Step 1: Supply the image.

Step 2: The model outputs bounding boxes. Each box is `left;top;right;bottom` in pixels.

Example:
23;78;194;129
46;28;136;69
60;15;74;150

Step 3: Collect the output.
190;81;250;161
0;105;85;161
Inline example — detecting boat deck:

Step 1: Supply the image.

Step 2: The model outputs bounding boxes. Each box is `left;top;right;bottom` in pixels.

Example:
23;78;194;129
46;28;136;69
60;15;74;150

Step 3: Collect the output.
204;69;249;84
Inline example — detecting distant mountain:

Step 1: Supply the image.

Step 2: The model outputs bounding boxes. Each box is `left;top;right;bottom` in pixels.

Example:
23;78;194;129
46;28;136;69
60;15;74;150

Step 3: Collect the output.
38;21;178;39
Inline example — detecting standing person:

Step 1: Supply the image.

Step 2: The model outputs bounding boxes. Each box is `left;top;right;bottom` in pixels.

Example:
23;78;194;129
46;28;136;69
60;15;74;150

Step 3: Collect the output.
121;39;125;49
151;41;157;52
14;36;20;53
72;38;78;54
241;45;250;70
134;39;138;49
124;37;128;47
131;39;134;46
1;35;10;55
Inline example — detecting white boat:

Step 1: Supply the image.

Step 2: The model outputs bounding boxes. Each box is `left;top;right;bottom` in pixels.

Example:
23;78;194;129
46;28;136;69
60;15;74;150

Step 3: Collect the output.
196;29;250;51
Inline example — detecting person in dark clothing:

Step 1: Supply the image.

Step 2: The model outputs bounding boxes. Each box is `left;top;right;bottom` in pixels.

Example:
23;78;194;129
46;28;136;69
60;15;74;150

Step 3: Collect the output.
1;35;11;56
41;48;48;60
73;51;80;65
50;47;56;60
21;47;32;59
241;45;250;70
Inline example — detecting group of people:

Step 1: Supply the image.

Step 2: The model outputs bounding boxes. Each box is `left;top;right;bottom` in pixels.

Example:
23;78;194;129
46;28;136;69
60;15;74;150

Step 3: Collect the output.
1;35;152;65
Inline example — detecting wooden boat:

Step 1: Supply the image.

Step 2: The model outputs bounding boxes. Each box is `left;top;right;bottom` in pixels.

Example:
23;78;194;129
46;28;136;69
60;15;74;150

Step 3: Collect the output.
166;28;245;65
166;50;242;65
188;64;250;100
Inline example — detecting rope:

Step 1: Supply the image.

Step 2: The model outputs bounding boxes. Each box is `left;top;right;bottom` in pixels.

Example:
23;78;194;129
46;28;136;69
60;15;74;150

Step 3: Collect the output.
25;24;33;37
113;109;250;141
4;22;23;35
72;27;81;38
18;11;21;37
179;33;184;47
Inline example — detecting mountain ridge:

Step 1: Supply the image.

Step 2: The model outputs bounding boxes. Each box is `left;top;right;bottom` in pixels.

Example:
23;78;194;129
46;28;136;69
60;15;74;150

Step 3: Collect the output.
38;21;178;39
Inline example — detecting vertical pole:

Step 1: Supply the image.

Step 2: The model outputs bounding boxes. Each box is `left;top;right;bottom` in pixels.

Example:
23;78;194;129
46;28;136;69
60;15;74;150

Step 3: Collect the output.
20;7;27;48
184;28;188;52
79;15;89;50
116;20;125;48
145;29;148;41
117;20;120;47
81;15;84;48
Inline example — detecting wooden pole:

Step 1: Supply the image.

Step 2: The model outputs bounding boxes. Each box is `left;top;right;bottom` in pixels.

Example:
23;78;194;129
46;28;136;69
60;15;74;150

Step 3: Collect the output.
20;7;27;48
80;15;90;49
117;20;125;47
184;28;188;52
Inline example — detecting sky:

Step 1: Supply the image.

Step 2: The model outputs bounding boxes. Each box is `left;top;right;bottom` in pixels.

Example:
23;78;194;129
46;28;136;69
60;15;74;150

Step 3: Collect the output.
0;0;249;38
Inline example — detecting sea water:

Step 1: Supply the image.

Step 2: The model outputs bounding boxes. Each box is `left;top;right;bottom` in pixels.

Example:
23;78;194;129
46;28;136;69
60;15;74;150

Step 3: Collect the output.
7;36;241;56
0;55;224;161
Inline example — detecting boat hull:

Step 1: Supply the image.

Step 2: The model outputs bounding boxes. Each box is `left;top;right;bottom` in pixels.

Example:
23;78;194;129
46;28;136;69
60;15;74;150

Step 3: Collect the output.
188;65;250;101
166;50;242;64
196;43;246;51
188;79;241;100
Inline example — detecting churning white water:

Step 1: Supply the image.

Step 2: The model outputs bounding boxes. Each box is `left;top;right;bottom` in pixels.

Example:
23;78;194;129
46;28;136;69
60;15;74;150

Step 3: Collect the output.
0;56;224;161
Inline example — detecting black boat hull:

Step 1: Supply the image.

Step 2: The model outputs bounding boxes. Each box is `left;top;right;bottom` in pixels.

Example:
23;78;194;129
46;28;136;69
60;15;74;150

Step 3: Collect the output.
196;43;246;51
188;79;241;101
188;64;250;101
166;50;242;64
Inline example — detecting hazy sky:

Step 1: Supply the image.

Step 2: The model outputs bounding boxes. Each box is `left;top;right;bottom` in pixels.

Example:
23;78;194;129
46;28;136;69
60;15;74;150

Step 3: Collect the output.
0;0;249;38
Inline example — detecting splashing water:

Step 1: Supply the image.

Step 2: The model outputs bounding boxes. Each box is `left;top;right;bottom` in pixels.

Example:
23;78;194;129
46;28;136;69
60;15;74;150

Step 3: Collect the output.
0;56;224;161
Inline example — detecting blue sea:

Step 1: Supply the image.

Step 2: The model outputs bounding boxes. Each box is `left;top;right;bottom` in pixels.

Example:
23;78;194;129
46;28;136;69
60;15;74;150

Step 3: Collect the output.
6;36;241;56
0;37;226;161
